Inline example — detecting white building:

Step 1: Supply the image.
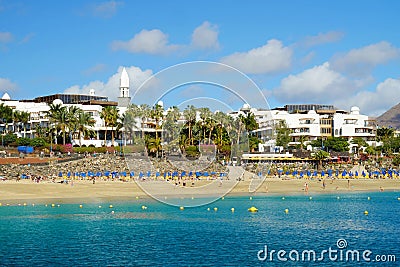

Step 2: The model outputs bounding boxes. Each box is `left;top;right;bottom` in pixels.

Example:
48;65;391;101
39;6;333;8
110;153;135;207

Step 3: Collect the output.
0;67;134;147
245;104;376;153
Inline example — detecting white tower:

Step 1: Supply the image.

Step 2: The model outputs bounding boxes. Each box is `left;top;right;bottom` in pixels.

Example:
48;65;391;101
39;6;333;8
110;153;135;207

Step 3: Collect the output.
118;67;131;107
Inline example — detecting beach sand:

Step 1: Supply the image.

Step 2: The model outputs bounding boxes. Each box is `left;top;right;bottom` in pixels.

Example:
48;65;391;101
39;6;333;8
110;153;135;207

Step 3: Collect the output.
0;178;399;204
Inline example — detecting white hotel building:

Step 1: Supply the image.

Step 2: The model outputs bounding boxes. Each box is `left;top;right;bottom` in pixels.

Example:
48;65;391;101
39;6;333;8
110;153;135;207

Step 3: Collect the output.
250;104;376;153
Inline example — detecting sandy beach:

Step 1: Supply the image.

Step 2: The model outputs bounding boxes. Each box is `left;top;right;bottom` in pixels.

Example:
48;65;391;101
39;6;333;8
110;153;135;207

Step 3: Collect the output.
1;178;399;204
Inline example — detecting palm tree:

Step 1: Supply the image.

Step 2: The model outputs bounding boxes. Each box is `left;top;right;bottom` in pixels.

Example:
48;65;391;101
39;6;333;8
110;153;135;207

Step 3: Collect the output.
151;104;164;140
298;135;309;150
100;106;120;146
19;111;30;138
199;107;212;142
46;103;69;145
313;150;330;170
183;105;197;146
74;110;95;146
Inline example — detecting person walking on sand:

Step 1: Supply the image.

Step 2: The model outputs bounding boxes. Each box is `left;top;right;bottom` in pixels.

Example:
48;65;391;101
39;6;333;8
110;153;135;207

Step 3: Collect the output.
322;179;326;190
304;182;309;194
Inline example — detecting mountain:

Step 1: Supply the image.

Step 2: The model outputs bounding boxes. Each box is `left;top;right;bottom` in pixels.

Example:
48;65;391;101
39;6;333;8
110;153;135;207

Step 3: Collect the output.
376;103;400;129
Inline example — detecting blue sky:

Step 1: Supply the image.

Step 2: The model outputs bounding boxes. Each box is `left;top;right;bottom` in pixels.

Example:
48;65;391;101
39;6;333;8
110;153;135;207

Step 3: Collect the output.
1;0;400;116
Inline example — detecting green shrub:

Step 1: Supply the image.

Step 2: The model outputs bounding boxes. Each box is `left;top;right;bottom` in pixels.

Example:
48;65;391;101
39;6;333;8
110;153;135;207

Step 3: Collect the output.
30;138;47;147
16;137;31;146
3;134;17;146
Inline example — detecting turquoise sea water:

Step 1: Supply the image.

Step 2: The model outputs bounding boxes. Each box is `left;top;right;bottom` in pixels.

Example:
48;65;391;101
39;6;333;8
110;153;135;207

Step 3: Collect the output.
0;192;399;266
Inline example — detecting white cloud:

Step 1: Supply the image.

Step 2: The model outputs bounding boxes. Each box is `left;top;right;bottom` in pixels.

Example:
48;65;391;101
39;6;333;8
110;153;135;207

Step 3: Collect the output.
301;31;344;47
334;78;400;117
0;32;13;43
64;66;153;101
0;78;18;93
191;21;219;50
220;39;292;74
331;41;400;76
273;62;360;103
90;1;122;18
111;29;180;55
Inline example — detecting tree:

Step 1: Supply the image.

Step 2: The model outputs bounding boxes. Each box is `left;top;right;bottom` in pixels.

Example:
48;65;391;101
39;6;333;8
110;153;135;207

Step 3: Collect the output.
275;120;291;152
46;103;69;145
313;150;330;170
318;137;349;152
298;135;309;150
72;109;95;146
183;105;197;146
100;106;120;146
240;112;258;132
150;103;164;141
0;104;13;132
351;137;368;154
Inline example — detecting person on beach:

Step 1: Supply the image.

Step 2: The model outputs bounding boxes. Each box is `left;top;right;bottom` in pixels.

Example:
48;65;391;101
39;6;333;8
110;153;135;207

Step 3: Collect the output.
322;179;326;189
304;182;309;193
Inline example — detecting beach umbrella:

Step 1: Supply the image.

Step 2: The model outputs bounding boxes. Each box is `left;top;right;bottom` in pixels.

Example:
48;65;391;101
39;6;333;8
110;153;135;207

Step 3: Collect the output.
139;172;144;178
58;172;63;177
147;171;151;177
130;171;134;177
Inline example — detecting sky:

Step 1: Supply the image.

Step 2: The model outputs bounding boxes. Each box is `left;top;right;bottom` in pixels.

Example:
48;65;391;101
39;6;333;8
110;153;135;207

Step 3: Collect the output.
1;0;400;116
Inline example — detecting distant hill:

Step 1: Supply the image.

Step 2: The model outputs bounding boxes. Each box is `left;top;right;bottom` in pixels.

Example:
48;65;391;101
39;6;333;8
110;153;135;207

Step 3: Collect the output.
377;103;400;129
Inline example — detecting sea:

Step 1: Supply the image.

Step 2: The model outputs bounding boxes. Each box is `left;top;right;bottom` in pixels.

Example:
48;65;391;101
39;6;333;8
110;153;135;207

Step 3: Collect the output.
0;192;399;266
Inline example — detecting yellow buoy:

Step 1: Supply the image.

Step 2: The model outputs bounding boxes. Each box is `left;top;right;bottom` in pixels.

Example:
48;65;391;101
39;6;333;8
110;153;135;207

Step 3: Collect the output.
284;208;289;214
248;206;258;212
179;206;184;210
367;197;371;200
0;203;2;206
222;196;225;200
142;205;147;210
135;196;139;199
32;204;35;206
207;208;210;211
191;197;194;200
337;196;340;200
111;210;115;214
309;197;313;200
397;197;400;201
23;203;27;206
98;205;102;208
51;204;55;207
45;204;48;207
231;208;235;212
214;207;218;211
109;205;113;208
364;210;369;215
249;197;253;200
79;205;83;208
282;197;285;200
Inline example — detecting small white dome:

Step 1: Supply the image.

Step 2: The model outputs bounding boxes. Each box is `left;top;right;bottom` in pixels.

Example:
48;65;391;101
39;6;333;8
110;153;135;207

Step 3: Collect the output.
242;103;251;109
350;106;360;115
1;92;10;100
53;99;63;105
157;100;164;107
89;89;95;96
